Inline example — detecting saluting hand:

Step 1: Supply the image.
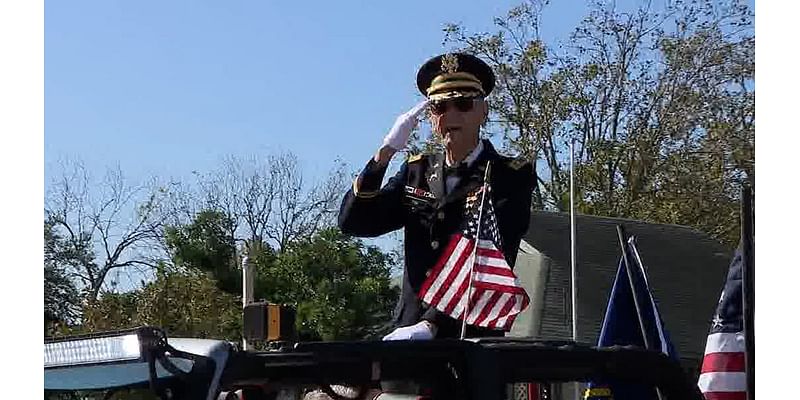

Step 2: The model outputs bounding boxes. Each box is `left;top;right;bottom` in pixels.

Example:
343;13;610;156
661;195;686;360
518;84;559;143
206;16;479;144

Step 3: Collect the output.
382;100;429;151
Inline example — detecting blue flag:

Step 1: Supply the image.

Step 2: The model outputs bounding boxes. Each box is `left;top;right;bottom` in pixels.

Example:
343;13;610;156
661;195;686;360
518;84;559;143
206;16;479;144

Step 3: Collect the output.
584;237;678;400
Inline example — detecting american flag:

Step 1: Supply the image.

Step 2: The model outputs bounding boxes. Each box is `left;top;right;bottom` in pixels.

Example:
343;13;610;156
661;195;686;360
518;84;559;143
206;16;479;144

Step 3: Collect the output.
418;182;529;331
698;246;747;400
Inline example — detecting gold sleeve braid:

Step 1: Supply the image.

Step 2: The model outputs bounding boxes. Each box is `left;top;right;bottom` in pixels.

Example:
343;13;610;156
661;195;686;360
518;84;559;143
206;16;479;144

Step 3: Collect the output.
352;177;378;199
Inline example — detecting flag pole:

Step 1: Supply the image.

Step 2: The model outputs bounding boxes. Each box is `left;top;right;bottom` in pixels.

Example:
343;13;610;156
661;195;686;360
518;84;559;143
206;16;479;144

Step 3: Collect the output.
740;186;755;400
615;225;653;351
569;139;581;400
613;226;665;400
460;161;492;340
616;225;666;400
569;137;581;399
241;242;254;351
570;138;578;345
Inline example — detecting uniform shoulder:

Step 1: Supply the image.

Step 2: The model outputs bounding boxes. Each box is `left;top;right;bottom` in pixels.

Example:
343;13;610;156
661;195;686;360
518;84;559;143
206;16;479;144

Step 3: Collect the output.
407;152;441;167
407;153;426;164
495;154;531;171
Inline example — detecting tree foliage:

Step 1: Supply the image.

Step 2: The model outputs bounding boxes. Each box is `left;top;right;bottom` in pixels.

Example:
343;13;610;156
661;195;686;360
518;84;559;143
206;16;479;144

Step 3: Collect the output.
254;228;399;341
44;151;395;342
81;212;400;342
165;209;399;341
441;0;753;246
82;269;242;341
165;210;240;294
45;222;81;336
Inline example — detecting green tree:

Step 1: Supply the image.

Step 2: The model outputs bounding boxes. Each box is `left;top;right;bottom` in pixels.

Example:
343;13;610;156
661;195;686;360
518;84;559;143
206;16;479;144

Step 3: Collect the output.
135;269;242;340
164;210;241;294
82;291;139;333
46;152;397;342
442;0;753;247
82;269;242;341
44;221;82;336
165;209;399;340
256;228;399;340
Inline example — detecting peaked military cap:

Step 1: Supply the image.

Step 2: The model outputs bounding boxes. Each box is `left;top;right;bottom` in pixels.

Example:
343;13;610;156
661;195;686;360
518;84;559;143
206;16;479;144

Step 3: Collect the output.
416;52;496;101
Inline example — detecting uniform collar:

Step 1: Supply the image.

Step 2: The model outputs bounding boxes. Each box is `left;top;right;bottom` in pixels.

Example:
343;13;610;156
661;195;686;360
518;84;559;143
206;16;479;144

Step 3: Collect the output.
444;140;484;167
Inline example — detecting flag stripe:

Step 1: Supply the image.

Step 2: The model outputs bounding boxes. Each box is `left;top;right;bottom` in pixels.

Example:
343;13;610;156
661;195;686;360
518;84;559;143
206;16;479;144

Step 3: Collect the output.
697;372;747;392
701;392;747;400
473;272;518;286
481;292;512;328
419;235;464;300
474;265;515;277
478;239;497;249
471;280;528;295
423;236;472;305
504;299;524;327
701;352;745;373
427;236;471;303
474;255;509;268
704;332;745;354
438;248;476;312
489;293;516;329
474;291;503;326
455;286;483;320
698;246;746;399
477;247;505;260
489;294;517;328
467;289;494;324
443;271;472;315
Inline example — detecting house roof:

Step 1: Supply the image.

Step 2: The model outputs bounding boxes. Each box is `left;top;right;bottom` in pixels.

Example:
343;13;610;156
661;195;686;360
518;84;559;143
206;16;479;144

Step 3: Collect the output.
522;211;732;360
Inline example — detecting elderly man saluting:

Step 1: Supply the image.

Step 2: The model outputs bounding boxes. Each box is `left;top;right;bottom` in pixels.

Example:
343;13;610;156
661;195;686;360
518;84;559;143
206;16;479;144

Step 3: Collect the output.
338;53;534;340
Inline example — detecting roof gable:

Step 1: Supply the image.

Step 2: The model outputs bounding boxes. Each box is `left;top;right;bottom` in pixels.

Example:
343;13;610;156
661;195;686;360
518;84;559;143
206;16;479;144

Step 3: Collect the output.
523;211;732;359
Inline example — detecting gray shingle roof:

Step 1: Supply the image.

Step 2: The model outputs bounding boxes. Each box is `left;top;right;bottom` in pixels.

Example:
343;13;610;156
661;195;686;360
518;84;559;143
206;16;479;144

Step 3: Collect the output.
523;211;732;360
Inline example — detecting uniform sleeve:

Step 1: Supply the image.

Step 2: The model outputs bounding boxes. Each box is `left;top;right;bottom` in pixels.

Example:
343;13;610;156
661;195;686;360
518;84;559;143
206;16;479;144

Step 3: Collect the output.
337;158;407;237
421;303;445;327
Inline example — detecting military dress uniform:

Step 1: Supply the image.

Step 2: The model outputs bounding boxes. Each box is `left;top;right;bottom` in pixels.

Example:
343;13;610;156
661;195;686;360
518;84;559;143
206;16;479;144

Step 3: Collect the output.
337;53;535;339
338;140;533;338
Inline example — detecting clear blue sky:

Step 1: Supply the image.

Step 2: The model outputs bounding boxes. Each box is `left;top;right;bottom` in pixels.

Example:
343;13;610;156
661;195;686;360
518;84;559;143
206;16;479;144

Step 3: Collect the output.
44;0;596;184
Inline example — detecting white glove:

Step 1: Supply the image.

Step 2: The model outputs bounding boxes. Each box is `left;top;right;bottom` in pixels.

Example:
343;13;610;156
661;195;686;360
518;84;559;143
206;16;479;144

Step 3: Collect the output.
382;320;436;341
382;100;429;151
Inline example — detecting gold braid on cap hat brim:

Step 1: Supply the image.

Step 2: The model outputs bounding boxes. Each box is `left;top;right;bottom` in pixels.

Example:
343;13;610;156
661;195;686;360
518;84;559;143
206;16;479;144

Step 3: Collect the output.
428;90;484;101
426;72;485;98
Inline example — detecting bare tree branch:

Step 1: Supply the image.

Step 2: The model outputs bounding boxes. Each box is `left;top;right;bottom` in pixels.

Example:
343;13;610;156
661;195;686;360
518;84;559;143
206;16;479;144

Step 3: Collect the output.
45;161;172;301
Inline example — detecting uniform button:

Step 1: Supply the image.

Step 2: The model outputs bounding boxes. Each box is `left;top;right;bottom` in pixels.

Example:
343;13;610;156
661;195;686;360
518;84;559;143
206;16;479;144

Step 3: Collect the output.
425;270;431;277
437;211;445;220
431;240;439;249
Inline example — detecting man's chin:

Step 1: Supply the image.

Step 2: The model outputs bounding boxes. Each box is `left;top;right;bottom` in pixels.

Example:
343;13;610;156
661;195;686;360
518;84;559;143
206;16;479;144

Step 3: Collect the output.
443;133;476;147
441;130;462;144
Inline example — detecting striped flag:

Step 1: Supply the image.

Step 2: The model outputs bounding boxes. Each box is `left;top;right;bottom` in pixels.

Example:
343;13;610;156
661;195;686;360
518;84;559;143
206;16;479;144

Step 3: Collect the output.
418;182;529;331
698;246;747;400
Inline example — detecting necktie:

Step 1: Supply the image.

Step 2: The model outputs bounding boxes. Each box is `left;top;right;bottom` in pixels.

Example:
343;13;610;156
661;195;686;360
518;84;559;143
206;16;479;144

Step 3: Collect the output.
444;162;469;178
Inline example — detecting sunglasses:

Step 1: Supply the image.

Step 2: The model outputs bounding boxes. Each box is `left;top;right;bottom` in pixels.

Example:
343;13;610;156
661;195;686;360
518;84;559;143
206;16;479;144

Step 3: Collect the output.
428;97;479;115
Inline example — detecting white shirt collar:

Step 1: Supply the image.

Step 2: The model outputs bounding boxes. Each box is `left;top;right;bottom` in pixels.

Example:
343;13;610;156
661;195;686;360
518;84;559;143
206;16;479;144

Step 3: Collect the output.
445;140;484;167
